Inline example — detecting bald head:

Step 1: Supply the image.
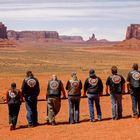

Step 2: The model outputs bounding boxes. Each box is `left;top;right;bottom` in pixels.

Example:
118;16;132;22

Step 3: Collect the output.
52;75;57;80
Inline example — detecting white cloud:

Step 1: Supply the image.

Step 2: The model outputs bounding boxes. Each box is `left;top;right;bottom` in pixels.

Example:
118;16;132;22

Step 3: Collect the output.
0;0;140;41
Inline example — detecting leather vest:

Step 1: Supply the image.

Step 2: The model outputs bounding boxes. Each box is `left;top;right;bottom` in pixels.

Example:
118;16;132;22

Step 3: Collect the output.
87;77;99;94
48;80;61;97
109;74;122;93
8;89;20;104
129;70;140;88
68;80;81;96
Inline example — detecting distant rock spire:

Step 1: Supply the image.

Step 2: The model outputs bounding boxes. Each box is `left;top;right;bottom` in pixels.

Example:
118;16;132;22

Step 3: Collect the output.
0;22;7;39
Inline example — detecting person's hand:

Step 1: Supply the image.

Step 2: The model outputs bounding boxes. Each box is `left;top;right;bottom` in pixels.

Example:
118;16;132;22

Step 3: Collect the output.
62;96;67;99
83;92;86;97
106;93;110;96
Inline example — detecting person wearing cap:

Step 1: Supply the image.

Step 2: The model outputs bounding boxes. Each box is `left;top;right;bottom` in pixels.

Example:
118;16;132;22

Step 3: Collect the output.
106;66;125;120
6;83;23;130
46;75;66;126
127;63;140;118
84;69;103;122
21;71;40;127
66;72;82;124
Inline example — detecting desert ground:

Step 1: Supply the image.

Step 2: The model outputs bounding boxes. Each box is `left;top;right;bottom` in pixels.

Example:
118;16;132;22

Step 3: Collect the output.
0;41;140;140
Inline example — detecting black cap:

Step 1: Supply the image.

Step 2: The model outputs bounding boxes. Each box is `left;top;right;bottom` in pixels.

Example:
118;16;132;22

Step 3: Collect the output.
11;82;16;89
89;69;95;76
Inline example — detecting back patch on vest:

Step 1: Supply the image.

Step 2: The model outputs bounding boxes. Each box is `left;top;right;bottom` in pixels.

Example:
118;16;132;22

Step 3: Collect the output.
50;81;59;90
112;75;121;84
71;81;79;88
132;72;140;80
9;91;16;98
27;79;36;87
88;78;98;86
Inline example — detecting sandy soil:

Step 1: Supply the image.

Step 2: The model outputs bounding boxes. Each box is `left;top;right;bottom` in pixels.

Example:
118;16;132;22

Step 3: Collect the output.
0;41;140;140
0;95;140;140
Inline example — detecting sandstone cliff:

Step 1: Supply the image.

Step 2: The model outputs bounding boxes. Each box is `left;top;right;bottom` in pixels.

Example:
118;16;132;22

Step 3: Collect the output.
126;24;140;40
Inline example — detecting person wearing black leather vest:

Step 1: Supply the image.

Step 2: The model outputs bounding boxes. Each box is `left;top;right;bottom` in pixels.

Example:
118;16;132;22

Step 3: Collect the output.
6;83;23;130
84;69;103;122
106;66;125;120
22;71;40;127
46;75;66;125
66;72;82;124
127;63;140;118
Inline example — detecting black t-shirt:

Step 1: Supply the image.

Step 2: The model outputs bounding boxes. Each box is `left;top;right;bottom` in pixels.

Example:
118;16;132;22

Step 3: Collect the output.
106;74;125;94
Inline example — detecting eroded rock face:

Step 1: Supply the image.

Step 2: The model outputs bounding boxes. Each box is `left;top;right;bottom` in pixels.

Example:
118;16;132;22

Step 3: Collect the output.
7;30;60;40
86;34;97;42
126;24;140;40
60;35;84;42
0;22;7;39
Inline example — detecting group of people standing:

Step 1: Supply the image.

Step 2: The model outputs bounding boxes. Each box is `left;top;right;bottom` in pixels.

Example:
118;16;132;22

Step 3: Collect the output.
6;63;140;130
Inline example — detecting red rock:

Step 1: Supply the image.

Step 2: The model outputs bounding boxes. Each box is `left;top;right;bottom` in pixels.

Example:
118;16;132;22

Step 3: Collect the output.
0;22;7;39
7;30;60;40
60;35;84;42
126;24;140;40
87;34;97;42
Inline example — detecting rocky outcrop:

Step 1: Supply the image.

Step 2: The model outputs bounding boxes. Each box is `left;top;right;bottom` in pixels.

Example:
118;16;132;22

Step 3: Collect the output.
0;22;7;39
60;35;84;42
126;24;140;40
86;34;97;43
7;30;60;40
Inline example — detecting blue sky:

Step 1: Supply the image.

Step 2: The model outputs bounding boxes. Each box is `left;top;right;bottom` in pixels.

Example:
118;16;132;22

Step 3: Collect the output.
0;0;140;41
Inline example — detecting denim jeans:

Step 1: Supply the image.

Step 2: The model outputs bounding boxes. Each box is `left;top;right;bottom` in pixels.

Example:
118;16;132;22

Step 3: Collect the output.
68;96;80;123
25;96;38;126
8;103;20;126
110;93;122;118
87;94;102;121
131;90;140;116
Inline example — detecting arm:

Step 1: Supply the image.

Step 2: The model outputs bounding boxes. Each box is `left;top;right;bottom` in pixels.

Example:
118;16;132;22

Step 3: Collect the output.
65;80;70;91
106;85;109;95
122;76;125;94
36;80;40;97
79;80;82;90
83;79;88;96
6;91;9;104
19;90;24;102
99;78;103;96
61;82;66;98
46;82;49;100
21;80;26;97
106;77;110;95
126;73;131;93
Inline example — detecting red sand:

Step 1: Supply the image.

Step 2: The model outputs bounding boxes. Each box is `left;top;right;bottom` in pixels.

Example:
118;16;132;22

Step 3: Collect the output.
0;95;140;140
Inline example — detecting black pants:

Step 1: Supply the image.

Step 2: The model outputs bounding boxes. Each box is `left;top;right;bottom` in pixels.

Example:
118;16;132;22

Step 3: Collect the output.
8;103;20;126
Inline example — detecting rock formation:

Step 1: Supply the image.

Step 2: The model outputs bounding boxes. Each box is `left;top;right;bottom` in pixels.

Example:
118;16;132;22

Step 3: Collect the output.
86;34;97;42
0;22;7;39
7;30;60;40
126;24;140;40
60;35;84;42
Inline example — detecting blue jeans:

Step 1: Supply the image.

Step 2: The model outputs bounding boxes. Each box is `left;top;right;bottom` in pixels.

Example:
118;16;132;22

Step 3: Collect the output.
110;93;122;118
68;96;80;123
131;90;140;116
25;96;38;126
87;94;102;121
